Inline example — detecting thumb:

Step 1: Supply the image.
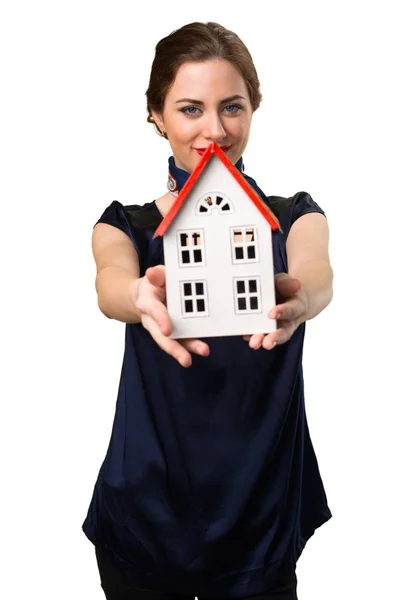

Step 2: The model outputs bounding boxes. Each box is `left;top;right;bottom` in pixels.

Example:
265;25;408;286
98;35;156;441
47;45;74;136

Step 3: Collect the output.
275;273;301;298
146;265;166;288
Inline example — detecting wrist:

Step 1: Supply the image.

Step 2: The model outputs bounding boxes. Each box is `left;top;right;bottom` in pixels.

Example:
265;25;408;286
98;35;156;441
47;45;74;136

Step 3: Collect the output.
297;286;310;326
128;277;142;320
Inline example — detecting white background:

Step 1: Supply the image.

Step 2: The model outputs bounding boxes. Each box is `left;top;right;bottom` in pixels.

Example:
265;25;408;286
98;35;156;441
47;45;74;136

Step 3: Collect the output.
1;1;410;598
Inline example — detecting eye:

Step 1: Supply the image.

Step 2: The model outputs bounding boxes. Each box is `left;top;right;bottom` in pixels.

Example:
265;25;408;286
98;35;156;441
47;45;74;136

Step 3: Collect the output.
180;106;201;116
223;103;243;114
180;103;244;117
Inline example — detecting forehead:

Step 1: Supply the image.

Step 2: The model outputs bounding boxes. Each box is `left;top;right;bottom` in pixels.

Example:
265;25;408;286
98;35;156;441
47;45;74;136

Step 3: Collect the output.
166;60;249;101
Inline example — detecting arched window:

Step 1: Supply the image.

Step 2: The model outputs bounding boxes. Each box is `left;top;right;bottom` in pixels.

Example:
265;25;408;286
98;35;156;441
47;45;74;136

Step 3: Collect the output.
196;192;233;215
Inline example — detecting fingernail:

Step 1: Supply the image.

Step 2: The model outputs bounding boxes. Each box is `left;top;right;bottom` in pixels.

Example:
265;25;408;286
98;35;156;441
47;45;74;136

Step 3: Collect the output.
268;342;277;350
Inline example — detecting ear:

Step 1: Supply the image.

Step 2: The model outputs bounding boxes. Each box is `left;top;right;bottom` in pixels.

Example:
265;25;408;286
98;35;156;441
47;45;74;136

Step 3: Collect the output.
151;111;165;133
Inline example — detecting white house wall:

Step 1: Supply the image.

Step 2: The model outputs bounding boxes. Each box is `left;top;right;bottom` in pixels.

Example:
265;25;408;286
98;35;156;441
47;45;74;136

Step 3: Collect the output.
163;155;277;339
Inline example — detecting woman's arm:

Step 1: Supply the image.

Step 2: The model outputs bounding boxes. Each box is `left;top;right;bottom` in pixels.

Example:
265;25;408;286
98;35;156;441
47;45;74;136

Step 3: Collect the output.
246;212;333;350
92;223;142;323
91;223;209;366
285;212;333;325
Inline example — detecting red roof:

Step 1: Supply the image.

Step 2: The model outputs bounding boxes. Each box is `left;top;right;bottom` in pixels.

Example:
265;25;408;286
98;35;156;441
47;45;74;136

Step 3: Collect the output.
153;142;280;238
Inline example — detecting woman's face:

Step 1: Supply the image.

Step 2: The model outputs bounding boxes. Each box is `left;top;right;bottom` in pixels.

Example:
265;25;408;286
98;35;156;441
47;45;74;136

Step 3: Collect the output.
152;59;254;173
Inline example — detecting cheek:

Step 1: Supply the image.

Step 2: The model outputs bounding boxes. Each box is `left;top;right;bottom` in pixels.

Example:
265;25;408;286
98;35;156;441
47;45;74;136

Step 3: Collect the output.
168;116;198;142
226;116;251;137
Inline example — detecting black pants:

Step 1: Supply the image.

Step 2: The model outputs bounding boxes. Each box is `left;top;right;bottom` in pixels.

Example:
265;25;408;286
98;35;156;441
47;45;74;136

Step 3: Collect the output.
95;546;298;600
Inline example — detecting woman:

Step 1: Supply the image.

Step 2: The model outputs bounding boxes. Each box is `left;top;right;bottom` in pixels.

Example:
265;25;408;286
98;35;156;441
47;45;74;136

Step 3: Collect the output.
83;21;333;600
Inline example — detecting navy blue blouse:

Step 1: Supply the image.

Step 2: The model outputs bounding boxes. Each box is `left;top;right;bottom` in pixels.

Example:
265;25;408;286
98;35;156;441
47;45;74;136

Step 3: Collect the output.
82;191;332;598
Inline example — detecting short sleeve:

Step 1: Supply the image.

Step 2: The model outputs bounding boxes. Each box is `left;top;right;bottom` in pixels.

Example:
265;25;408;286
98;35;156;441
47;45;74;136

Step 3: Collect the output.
290;191;325;228
93;200;143;265
267;191;326;241
94;200;132;237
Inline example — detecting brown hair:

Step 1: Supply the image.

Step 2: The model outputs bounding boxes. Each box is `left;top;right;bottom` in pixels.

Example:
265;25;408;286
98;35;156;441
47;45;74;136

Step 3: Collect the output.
146;22;262;138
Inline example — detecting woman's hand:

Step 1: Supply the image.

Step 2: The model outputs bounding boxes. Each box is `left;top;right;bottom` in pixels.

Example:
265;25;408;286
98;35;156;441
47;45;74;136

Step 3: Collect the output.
243;273;308;350
134;265;210;367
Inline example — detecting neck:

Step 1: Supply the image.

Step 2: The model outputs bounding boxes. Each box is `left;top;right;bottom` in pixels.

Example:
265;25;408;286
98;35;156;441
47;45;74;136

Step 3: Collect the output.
155;191;177;218
167;154;245;196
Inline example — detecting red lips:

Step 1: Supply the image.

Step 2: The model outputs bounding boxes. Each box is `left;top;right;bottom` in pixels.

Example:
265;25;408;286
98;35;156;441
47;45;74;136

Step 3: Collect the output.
194;145;231;156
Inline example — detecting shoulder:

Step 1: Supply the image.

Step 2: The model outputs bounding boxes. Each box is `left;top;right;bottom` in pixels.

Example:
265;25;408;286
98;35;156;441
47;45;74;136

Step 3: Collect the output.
93;200;163;270
123;201;162;232
95;200;162;233
267;191;325;238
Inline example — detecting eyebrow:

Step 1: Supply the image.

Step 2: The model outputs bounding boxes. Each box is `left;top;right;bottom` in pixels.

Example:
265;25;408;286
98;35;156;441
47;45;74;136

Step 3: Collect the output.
175;95;247;105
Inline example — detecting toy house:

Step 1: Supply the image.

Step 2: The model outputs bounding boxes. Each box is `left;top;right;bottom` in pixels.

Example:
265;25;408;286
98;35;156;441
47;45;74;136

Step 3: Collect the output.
154;142;281;339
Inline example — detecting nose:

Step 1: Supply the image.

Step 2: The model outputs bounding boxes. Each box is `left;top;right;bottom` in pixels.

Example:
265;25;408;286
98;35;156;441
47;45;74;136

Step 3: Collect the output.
203;112;226;142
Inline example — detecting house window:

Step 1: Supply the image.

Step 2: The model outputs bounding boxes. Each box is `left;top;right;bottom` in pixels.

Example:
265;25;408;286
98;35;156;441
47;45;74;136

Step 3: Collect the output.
177;229;205;267
231;226;259;263
196;192;233;215
233;277;261;314
180;280;209;317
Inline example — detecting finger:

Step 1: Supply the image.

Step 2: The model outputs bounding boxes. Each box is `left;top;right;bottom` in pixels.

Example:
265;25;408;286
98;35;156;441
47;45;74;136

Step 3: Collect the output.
261;331;278;350
138;297;172;336
274;272;301;287
142;315;192;367
242;335;251;342
145;265;166;288
248;333;264;350
275;273;301;299
179;338;210;357
269;298;305;322
262;321;296;349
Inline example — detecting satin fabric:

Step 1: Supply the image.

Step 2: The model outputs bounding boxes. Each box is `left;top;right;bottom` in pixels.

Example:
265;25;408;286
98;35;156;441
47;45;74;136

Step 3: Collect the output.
82;159;332;598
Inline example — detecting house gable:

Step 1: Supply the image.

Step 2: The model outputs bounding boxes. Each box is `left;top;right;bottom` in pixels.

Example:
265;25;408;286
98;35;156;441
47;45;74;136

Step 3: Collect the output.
153;142;280;238
162;155;272;237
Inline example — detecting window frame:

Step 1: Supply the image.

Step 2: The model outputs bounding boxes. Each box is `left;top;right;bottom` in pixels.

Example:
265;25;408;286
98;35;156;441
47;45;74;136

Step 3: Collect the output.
233;276;262;314
180;280;209;318
195;192;233;216
177;228;206;268
230;225;259;264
